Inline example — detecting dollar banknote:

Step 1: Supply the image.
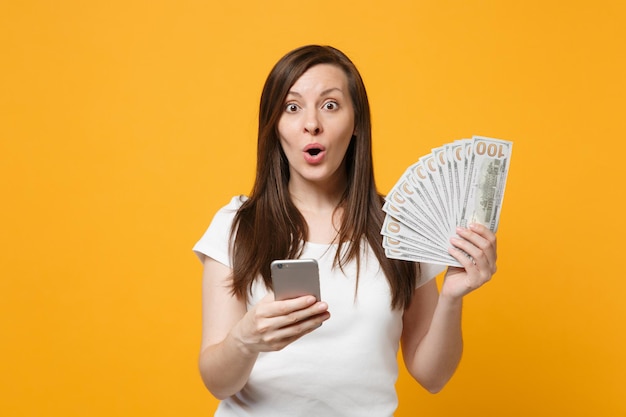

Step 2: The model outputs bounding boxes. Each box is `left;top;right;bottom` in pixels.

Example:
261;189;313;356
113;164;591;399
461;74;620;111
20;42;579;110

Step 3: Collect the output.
459;137;512;232
381;136;512;272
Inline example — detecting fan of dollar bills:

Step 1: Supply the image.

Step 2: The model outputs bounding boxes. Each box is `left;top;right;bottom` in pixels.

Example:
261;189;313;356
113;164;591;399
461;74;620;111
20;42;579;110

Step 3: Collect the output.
381;136;512;267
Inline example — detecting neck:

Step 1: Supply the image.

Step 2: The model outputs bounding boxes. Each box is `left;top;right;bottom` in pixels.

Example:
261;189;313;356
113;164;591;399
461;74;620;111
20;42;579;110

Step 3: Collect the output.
288;176;347;214
288;177;347;244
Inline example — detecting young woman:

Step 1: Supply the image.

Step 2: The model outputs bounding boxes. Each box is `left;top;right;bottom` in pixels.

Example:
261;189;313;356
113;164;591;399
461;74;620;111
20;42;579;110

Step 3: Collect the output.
193;45;497;416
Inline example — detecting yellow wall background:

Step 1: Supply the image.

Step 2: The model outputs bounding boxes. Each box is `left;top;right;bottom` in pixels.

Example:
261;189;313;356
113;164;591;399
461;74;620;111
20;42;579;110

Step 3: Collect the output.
2;1;624;415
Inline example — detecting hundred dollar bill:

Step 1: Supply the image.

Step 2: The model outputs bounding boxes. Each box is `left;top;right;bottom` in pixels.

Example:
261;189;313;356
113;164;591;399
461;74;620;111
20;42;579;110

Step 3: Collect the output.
405;161;450;238
432;146;455;229
420;151;453;235
384;237;462;267
384;244;445;288
381;216;461;266
381;215;445;255
388;170;450;243
462;139;472;191
382;236;453;264
384;182;448;249
459;136;512;231
445;139;469;226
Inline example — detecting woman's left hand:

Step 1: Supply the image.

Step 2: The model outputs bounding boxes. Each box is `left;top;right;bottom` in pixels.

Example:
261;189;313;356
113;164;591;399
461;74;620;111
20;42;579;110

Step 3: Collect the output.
443;223;498;299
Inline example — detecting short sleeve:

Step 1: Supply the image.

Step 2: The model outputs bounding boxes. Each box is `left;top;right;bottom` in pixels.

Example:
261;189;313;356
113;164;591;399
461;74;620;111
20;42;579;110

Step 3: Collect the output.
416;262;447;288
192;196;246;267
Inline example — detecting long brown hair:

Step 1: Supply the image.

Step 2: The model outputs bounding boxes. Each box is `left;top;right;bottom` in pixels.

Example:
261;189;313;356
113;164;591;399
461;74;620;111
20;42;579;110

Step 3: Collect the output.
230;45;418;309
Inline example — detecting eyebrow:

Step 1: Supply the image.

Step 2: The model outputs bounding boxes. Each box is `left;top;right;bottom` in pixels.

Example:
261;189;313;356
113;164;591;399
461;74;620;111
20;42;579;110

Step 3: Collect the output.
286;87;344;97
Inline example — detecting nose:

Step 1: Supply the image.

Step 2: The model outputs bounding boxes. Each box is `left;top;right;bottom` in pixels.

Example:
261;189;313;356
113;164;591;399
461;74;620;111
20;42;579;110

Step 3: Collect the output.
304;111;322;135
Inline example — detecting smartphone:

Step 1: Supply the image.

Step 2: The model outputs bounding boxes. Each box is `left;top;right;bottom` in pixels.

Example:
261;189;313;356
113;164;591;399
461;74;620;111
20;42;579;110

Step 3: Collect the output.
270;259;321;301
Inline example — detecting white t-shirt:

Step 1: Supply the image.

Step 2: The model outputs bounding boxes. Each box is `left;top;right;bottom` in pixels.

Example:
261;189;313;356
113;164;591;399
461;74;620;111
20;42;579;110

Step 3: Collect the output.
193;196;444;417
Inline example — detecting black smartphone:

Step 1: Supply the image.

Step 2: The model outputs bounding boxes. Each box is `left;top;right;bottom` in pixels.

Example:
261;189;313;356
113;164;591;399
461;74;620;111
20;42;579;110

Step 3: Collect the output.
270;259;321;301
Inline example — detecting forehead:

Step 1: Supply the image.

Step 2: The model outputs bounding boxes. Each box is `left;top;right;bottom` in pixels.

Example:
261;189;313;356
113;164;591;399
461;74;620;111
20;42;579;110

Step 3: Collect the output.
288;64;349;94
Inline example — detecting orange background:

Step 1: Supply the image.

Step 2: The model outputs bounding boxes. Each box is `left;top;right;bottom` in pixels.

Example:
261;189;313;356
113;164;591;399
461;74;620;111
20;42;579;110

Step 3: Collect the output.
1;1;625;415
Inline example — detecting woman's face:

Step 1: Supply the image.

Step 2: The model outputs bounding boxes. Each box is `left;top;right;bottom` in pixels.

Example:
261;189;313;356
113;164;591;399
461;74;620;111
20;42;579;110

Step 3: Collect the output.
277;64;355;190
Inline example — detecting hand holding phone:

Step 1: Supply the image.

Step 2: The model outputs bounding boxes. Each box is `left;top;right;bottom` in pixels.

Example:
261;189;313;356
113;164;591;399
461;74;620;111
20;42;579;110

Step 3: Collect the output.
271;259;321;301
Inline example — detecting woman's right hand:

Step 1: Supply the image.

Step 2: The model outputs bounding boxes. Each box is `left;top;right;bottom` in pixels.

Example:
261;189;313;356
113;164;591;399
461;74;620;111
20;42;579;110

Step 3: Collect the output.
231;293;330;356
199;257;330;399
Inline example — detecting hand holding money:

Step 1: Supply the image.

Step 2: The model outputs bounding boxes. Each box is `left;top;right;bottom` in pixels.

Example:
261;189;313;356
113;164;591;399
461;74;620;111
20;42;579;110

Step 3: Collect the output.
381;136;512;273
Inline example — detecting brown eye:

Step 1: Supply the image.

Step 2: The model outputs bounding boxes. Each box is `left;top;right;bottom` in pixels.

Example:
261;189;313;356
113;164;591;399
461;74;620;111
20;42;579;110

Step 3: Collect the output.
324;101;339;110
285;103;299;113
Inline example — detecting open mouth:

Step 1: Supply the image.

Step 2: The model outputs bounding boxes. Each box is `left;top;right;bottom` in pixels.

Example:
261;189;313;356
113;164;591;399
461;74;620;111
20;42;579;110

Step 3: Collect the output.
303;144;325;163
